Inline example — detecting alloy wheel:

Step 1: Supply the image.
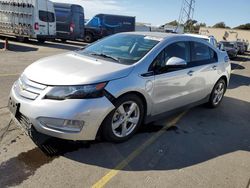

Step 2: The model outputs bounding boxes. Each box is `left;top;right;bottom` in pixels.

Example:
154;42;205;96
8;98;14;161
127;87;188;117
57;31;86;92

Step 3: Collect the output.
213;82;225;105
111;101;140;138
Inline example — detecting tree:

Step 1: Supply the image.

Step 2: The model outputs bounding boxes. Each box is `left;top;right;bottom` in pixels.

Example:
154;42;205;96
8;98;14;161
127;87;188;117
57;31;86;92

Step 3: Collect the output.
165;20;179;26
234;23;250;30
193;22;206;33
212;22;230;29
185;19;197;32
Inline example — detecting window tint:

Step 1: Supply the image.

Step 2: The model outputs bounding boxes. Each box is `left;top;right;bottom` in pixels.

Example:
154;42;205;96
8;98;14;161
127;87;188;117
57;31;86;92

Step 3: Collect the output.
190;42;218;66
81;34;159;65
39;11;55;22
86;17;101;27
151;42;190;73
55;9;70;22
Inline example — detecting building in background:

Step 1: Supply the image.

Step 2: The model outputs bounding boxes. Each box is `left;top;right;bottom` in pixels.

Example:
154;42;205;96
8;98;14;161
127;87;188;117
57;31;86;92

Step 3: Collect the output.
135;22;151;32
199;27;250;50
164;24;184;34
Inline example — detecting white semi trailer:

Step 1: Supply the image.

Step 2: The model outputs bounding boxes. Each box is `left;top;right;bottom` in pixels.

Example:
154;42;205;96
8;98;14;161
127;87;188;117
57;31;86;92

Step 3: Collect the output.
0;0;56;43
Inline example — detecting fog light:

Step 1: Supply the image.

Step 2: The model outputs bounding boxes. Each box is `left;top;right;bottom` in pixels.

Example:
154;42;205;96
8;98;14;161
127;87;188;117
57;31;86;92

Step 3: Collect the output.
37;117;84;132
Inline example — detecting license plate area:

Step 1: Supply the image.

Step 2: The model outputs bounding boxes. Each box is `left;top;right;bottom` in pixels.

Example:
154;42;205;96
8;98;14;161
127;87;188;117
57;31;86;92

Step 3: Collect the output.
8;97;31;135
8;97;20;117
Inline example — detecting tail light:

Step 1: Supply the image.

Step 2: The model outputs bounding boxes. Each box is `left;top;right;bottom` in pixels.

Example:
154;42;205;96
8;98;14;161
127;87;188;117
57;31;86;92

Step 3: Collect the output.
70;23;75;33
34;22;39;30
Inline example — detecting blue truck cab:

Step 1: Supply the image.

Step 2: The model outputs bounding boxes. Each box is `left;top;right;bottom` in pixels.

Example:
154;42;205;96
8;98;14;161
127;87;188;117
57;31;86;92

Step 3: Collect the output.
84;14;135;43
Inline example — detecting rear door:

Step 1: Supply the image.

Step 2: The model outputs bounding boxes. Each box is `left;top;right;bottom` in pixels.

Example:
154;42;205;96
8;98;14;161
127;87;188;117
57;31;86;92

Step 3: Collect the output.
71;6;84;39
37;0;55;36
47;1;56;36
189;41;220;95
37;0;49;35
54;7;71;37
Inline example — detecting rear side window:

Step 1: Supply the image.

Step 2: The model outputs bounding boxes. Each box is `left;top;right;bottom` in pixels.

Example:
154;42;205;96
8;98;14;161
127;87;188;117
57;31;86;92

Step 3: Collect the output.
190;42;218;67
39;11;55;22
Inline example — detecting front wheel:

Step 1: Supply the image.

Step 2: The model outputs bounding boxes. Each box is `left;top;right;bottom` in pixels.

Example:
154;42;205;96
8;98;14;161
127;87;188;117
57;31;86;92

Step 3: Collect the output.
37;39;45;43
101;94;144;142
207;79;226;108
84;33;93;43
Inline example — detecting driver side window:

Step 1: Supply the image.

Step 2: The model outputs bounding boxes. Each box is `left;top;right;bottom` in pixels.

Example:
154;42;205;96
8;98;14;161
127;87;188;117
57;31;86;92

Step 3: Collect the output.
150;41;190;74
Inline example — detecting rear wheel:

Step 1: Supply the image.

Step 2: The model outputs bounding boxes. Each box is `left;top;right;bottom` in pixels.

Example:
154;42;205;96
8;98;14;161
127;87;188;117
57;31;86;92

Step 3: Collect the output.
84;33;93;43
60;39;67;43
37;39;45;43
207;79;226;108
16;36;28;42
102;94;144;142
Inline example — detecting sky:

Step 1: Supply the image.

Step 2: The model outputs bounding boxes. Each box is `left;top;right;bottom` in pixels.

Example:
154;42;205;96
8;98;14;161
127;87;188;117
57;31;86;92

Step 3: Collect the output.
51;0;250;27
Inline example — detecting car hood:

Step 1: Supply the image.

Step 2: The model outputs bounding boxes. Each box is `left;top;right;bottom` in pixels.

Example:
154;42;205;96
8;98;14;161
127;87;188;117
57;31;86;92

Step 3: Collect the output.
23;52;134;85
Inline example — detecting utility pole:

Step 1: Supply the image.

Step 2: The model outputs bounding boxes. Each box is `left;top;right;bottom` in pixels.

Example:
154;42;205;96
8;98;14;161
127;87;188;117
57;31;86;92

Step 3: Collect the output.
176;0;195;33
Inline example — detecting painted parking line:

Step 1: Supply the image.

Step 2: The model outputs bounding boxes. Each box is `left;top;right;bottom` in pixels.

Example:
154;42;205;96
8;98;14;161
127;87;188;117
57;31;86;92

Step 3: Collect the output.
0;73;20;77
92;111;187;188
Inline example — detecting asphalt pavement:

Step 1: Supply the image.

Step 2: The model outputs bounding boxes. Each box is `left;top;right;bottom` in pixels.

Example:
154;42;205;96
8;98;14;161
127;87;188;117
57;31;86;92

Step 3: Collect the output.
0;38;249;188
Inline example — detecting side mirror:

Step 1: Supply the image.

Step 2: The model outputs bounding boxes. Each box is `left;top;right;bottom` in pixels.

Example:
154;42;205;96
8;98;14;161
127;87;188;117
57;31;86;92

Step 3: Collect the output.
166;57;187;68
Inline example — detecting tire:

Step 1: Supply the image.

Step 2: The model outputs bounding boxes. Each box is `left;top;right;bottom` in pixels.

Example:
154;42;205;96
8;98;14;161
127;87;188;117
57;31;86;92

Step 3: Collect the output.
84;33;93;43
207;79;226;108
16;36;28;42
37;39;45;44
101;94;145;142
60;39;67;43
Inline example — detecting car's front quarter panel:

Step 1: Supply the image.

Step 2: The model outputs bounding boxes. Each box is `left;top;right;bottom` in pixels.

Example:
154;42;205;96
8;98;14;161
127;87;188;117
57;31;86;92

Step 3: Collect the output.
105;71;154;116
9;83;115;140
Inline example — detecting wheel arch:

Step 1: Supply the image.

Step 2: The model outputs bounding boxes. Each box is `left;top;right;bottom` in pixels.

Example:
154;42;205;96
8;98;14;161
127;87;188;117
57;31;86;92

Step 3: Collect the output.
96;91;148;140
219;75;228;87
114;91;148;117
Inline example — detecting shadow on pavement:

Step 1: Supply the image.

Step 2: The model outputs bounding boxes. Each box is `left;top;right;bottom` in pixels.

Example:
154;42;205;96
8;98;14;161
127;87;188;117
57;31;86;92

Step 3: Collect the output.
63;96;250;171
27;40;86;51
0;96;249;187
228;73;250;89
233;54;250;62
0;36;86;52
0;42;38;52
231;62;245;70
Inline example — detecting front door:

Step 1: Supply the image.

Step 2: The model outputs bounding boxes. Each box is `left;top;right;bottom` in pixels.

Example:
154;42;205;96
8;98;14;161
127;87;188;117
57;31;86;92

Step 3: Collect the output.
151;41;206;115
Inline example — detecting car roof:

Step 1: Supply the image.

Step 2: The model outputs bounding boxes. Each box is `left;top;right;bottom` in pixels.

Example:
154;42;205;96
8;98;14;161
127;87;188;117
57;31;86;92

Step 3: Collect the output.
123;32;203;42
184;33;210;39
121;32;217;47
124;32;176;38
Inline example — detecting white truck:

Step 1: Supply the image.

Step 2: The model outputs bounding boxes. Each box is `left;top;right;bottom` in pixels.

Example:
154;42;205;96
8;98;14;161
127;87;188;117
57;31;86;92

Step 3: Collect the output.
0;0;56;43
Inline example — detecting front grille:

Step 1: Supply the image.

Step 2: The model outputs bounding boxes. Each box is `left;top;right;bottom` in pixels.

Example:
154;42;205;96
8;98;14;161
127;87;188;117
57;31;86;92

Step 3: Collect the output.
15;75;47;100
16;112;31;132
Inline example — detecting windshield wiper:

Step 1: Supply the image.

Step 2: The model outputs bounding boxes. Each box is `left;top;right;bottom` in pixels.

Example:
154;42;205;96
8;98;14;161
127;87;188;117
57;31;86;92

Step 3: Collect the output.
90;53;120;62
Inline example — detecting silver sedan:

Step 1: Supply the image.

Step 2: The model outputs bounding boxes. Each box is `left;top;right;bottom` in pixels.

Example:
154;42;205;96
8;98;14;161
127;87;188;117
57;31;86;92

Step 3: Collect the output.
8;32;231;142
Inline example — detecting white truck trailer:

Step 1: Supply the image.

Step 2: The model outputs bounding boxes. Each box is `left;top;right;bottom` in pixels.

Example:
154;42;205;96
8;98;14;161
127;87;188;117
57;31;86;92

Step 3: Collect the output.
0;0;56;43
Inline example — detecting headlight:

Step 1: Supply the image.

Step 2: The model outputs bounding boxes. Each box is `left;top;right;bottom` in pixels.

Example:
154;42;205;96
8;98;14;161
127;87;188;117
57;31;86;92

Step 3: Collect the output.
45;82;107;100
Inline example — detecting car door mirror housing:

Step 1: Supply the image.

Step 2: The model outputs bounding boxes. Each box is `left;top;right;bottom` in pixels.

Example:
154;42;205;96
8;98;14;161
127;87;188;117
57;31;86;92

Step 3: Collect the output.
166;57;187;68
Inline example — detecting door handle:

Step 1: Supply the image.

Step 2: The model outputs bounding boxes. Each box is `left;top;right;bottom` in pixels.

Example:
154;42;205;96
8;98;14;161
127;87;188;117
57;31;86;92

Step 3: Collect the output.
187;70;194;76
212;65;217;70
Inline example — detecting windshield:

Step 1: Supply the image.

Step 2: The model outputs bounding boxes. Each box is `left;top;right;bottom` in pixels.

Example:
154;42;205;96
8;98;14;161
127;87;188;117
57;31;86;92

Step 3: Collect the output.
79;34;160;64
86;16;101;27
222;42;234;48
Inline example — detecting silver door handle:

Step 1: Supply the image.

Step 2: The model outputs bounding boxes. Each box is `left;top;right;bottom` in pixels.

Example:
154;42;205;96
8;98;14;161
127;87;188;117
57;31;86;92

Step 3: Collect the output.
212;65;217;70
187;70;194;76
